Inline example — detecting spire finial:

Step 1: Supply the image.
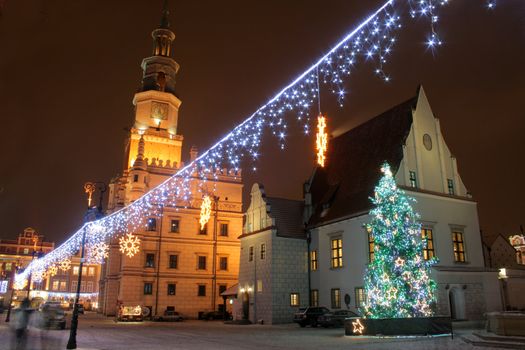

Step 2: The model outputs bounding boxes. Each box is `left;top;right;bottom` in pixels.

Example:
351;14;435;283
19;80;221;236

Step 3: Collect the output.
160;0;170;29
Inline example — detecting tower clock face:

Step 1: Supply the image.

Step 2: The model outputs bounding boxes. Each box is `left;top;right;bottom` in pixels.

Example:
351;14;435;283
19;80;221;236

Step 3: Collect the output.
151;101;169;120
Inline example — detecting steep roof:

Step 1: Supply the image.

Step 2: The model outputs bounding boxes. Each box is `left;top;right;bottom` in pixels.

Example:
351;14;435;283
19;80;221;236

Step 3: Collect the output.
266;197;305;239
307;94;417;227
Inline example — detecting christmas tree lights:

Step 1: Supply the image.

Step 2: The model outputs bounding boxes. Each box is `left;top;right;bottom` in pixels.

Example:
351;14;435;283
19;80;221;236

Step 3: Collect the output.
15;0;501;287
363;164;437;318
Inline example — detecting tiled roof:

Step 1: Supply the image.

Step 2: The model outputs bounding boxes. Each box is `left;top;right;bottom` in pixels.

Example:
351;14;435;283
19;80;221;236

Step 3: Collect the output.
266;197;306;239
307;94;417;228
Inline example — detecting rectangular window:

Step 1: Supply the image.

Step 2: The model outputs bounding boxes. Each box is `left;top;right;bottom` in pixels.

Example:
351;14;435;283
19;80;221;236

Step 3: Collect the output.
249;246;254;262
23;248;29;254
198;256;207;270
367;228;375;262
5;263;12;271
219;257;228;271
86;281;93;293
219;284;227;295
290;293;300;306
452;230;466;262
52;280;59;291
198;284;206;296
71;280;78;292
355;287;366;309
331;238;343;268
260;244;266;260
170;220;180;233
409;171;418;188
60;281;67;291
257;280;262;293
82;266;87;275
169;255;178;269
421;228;435;260
167;283;176;296
331;288;341;309
133;174;139;183
310;289;319;307
199;224;207;235
147;218;157;231
220;223;229;236
144;282;153;295
145;253;155;268
310;250;318;271
447;179;455;195
88;266;95;276
73;266;79;275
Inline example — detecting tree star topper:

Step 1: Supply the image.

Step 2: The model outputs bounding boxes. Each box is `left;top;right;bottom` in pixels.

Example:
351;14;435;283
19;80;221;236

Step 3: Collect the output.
316;114;328;167
119;233;141;258
199;195;212;230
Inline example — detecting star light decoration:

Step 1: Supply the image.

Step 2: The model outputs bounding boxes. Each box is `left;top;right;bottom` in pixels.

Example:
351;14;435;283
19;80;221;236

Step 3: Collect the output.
119;233;141;258
315;114;328;167
15;0;501;287
352;318;365;334
363;163;437;319
199;195;212;230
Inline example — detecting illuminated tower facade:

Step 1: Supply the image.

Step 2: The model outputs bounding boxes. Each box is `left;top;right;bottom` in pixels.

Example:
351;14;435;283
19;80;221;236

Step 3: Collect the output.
100;4;243;319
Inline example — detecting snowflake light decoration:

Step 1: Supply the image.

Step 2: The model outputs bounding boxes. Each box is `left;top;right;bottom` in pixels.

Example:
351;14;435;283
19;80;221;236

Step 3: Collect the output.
119;233;140;258
59;258;71;272
47;265;58;277
89;242;109;263
199;196;212;230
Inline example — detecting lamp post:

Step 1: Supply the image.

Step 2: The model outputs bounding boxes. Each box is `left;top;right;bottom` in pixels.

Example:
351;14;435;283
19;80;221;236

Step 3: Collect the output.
67;182;104;349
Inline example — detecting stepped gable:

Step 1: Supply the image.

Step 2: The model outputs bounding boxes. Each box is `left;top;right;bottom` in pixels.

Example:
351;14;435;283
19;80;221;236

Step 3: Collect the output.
266;197;305;239
308;94;417;228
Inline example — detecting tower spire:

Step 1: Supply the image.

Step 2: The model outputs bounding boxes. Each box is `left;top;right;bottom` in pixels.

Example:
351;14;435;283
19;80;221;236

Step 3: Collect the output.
160;0;170;29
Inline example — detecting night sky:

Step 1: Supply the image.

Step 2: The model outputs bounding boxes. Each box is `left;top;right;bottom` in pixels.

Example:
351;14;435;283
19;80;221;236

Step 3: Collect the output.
0;1;524;244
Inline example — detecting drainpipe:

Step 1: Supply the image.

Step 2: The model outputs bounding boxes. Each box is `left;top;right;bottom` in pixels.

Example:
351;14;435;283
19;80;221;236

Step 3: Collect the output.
306;227;312;306
154;204;164;317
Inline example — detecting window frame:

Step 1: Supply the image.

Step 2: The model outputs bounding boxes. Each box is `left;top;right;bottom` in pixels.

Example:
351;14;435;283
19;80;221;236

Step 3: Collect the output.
219;256;228;271
145;253;156;268
260;243;266;260
197;255;207;270
354;287;366;309
167;283;176;296
310;289;319;307
330;238;343;269
452;230;467;263
447;179;455;195
147;218;157;232
331;288;341;309
367;228;375;262
219;222;229;237
168;254;178;269
421;227;435;260
249;246;254;262
310;250;318;271
409;170;418;188
290;293;300;307
197;284;206;297
170;219;180;233
144;282;153;295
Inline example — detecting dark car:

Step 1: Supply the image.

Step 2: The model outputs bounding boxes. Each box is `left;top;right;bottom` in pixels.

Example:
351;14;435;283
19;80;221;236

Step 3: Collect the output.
74;303;84;314
293;307;330;327
318;309;359;328
202;310;232;320
40;303;66;330
154;310;183;322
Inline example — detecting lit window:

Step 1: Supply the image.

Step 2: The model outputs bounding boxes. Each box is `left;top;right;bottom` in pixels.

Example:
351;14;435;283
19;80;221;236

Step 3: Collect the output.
145;253;155;268
409;171;418;188
88;267;95;276
219;284;227;295
23;248;29;255
310;250;318;271
198;284;206;296
310;289;319;307
447;179;455;195
71;281;78;292
52;280;59;291
219;257;228;271
5;263;12;271
249;246;254;262
367;228;375;262
452;231;466;262
169;255;178;269
220;223;228;236
257;280;262;293
331;238;343;268
73;266;79;275
147;218;157;231
421;228;435;260
170;220;180;233
260;244;266;260
355;287;366;309
198;256;207;270
86;281;93;293
167;284;176;296
144;282;153;295
60;281;67;291
331;288;341;309
290;293;300;306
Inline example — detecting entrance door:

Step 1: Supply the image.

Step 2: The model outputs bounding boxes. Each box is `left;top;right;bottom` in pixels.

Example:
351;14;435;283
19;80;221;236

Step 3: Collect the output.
242;291;249;320
449;287;466;320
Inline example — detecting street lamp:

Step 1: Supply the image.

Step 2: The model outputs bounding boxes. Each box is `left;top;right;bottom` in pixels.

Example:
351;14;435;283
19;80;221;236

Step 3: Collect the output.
67;182;105;349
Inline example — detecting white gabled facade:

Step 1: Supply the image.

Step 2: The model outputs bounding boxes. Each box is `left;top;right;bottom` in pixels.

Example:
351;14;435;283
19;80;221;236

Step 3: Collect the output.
308;87;502;320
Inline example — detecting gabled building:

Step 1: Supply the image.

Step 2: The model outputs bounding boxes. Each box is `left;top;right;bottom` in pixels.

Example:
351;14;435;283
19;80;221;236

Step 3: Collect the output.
237;184;308;324
305;86;501;320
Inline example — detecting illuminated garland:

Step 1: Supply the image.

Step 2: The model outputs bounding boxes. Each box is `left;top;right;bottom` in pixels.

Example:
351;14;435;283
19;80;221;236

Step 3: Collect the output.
363;164;437;318
199;195;212;230
15;0;501;286
315;114;328;167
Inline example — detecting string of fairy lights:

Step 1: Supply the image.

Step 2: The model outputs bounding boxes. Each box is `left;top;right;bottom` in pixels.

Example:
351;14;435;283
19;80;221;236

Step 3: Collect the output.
15;0;500;287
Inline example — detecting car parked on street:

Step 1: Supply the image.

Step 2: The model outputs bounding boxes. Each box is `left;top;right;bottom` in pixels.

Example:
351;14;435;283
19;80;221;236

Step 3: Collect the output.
317;309;359;328
293;307;330;327
201;310;232;320
153;310;183;322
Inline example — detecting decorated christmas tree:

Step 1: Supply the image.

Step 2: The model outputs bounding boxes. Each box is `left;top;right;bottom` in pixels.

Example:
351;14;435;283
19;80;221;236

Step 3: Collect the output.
364;163;436;319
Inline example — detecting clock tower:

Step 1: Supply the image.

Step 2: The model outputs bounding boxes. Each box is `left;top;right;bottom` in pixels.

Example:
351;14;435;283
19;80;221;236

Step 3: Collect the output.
125;1;183;170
